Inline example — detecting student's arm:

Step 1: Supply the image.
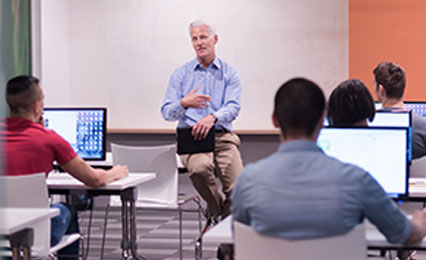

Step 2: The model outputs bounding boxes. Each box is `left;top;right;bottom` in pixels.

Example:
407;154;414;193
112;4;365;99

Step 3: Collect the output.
359;171;412;244
404;209;426;245
231;168;252;225
61;156;129;188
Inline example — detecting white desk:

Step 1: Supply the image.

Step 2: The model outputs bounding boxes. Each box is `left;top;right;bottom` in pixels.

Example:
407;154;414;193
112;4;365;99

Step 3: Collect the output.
409;178;426;198
203;216;426;251
0;207;59;259
47;173;155;260
0;208;59;236
47;173;154;192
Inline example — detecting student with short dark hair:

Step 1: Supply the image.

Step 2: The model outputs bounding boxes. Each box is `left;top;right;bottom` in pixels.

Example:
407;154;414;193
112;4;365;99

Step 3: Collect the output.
231;77;426;245
1;75;129;260
327;79;375;126
374;62;426;159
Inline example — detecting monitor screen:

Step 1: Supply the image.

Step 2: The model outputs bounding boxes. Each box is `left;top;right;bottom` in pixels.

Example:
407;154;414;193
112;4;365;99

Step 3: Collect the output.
375;101;426;118
317;127;409;199
324;111;411;127
43;108;107;161
368;110;411;127
404;102;426;118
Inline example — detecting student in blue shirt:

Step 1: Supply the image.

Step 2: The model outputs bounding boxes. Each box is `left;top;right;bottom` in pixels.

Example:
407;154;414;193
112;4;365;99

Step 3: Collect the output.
232;77;426;245
161;20;243;220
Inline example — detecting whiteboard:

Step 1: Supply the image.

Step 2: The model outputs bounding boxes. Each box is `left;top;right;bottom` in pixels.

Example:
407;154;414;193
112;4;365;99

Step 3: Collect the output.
37;0;348;131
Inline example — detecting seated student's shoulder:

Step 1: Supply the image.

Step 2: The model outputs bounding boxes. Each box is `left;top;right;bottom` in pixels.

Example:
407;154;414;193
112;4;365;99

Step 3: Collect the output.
322;154;371;183
237;154;279;181
412;112;426;129
23;119;53;136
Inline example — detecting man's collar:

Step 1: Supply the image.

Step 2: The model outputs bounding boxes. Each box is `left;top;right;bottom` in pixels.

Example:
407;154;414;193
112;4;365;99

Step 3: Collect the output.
192;57;221;70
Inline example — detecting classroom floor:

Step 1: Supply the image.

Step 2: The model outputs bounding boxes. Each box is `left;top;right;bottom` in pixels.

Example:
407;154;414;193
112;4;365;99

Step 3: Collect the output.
77;174;219;260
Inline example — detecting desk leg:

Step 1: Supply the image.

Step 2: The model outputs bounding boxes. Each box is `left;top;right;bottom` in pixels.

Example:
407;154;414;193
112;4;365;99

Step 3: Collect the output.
120;188;148;260
120;199;130;260
9;228;33;260
22;247;31;260
12;247;20;260
129;200;148;260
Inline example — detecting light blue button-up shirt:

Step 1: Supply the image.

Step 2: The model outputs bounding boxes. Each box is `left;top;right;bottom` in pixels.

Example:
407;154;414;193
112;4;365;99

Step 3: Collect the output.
161;57;241;132
231;140;412;244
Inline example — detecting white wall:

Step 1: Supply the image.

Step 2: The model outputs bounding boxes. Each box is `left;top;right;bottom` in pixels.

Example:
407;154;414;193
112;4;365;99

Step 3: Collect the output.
38;0;348;130
39;0;70;106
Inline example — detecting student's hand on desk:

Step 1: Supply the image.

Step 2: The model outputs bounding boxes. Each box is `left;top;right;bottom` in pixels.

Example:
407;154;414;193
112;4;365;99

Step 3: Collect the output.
192;114;216;140
411;208;426;237
181;86;211;109
110;165;129;179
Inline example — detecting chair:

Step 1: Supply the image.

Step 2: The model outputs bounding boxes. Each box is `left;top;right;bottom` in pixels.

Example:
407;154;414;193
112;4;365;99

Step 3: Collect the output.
234;221;367;260
0;173;83;259
109;143;203;260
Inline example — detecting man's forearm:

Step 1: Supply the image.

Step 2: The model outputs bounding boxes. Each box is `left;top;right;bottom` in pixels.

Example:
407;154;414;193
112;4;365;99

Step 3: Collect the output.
405;222;426;245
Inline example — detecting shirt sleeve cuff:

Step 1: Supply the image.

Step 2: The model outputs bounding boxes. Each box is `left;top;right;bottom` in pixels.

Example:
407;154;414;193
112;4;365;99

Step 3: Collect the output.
387;217;413;244
170;100;186;118
212;111;222;123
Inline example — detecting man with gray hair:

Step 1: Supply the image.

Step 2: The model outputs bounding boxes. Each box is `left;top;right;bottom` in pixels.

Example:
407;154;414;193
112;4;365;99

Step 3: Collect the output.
161;20;243;221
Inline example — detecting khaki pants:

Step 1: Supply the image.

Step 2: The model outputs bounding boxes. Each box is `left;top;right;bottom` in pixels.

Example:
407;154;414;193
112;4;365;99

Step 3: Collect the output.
180;132;243;218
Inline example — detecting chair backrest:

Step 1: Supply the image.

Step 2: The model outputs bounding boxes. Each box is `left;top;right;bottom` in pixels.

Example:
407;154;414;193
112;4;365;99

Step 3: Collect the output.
111;143;178;205
410;156;426;177
0;173;51;256
0;173;49;208
234;221;367;260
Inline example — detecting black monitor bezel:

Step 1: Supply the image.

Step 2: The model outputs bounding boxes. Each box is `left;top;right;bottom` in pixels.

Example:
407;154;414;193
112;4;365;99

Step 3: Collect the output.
320;126;410;200
403;101;426;105
43;107;107;161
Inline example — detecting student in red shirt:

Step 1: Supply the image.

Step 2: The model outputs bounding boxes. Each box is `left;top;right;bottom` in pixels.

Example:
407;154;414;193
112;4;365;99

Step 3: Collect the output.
1;75;129;259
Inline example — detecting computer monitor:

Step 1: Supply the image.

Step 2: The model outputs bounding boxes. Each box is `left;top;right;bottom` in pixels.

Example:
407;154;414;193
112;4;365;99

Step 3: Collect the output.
324;110;411;127
43;108;107;161
404;101;426;118
375;101;426;118
317;127;409;199
368;110;411;127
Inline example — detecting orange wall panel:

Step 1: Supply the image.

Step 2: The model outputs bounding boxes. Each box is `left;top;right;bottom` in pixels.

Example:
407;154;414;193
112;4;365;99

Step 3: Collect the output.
349;0;426;100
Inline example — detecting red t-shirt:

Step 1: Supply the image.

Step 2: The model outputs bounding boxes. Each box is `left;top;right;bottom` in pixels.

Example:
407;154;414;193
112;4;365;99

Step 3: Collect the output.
0;117;77;176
